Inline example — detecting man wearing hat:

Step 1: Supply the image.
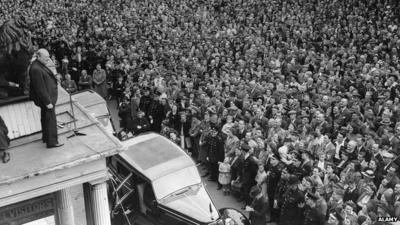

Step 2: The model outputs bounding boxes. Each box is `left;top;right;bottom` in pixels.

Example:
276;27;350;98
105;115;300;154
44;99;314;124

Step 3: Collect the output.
245;185;268;225
139;87;152;116
147;90;165;132
240;143;258;205
177;112;192;151
272;167;290;223
287;110;300;132
265;154;285;222
279;175;305;225
303;192;324;225
189;114;202;160
206;125;224;188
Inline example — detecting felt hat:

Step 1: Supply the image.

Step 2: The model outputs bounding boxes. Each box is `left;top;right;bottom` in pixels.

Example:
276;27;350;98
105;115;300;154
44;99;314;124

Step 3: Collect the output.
153;90;162;96
361;169;375;179
389;73;399;81
378;95;387;99
241;143;251;152
305;192;318;201
207;106;217;115
283;136;293;143
380;117;392;126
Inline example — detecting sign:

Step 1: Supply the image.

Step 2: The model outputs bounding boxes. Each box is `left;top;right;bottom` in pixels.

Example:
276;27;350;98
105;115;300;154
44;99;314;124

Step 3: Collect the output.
0;194;55;225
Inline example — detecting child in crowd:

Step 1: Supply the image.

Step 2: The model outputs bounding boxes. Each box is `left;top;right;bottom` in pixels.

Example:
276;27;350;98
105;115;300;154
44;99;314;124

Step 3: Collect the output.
218;157;231;195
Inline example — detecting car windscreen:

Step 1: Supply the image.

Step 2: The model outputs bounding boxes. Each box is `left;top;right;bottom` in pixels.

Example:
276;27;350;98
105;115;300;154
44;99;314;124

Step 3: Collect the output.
152;166;201;200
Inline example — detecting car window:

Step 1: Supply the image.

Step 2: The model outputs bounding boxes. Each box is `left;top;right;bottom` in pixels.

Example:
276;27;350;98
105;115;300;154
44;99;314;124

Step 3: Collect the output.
152;166;201;200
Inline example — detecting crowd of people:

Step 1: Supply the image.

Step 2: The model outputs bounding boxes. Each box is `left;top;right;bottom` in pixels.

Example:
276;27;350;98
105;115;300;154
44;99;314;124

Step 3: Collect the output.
2;0;400;224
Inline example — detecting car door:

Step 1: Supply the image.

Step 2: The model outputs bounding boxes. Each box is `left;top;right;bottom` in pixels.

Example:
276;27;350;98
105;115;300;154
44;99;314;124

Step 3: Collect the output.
156;206;194;225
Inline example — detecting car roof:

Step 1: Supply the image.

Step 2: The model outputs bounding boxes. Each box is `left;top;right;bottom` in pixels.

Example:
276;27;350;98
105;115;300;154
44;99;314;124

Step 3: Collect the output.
118;133;195;181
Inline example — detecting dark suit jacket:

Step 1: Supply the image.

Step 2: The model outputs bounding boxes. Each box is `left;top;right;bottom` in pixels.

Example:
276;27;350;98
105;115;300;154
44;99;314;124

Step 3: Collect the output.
250;196;269;225
29;60;58;108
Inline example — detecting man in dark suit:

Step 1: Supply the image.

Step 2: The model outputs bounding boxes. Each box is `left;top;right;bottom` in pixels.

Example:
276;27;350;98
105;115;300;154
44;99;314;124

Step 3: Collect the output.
303;192;324;225
265;154;285;222
245;186;269;225
280;175;305;225
29;49;63;148
240;143;258;205
205;125;224;187
148;91;165;132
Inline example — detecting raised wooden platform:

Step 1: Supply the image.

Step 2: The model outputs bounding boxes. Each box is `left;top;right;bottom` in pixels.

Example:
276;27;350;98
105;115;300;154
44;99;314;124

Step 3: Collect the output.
0;87;124;207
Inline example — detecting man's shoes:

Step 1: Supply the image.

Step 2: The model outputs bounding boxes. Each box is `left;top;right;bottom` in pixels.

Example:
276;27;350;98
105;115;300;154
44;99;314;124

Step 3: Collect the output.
2;152;10;163
217;185;222;190
47;143;64;148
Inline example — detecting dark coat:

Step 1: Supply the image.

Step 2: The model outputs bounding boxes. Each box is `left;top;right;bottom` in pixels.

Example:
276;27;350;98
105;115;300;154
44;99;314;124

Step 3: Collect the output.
177;119;192;137
303;206;324;225
274;178;288;207
130;117;150;134
266;162;284;199
280;187;305;225
78;75;93;90
139;95;152;116
241;155;258;185
148;100;165;131
113;81;125;98
300;160;313;178
29;60;58;108
230;154;244;181
167;112;181;132
249;196;269;225
118;103;132;129
206;134;224;163
0;116;10;150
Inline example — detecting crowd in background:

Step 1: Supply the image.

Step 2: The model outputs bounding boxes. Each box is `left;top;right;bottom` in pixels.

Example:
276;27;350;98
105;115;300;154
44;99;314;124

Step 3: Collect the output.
2;0;400;224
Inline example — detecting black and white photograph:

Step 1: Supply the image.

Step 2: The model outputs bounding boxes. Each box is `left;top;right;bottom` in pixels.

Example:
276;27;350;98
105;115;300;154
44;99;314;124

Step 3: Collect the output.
0;0;400;225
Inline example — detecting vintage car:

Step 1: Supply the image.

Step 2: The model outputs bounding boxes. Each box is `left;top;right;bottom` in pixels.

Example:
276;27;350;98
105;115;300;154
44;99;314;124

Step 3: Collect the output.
107;133;250;225
72;90;115;134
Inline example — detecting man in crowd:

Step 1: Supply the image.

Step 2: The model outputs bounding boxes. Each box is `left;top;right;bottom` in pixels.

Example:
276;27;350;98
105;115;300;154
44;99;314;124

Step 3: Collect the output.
29;48;63;148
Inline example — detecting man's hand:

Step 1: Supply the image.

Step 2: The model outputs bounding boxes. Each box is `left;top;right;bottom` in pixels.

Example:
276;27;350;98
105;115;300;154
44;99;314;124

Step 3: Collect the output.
244;206;254;212
273;200;278;209
8;82;19;88
46;104;54;109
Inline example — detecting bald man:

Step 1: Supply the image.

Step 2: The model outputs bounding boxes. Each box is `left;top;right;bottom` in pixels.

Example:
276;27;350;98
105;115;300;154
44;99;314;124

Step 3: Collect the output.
29;49;63;148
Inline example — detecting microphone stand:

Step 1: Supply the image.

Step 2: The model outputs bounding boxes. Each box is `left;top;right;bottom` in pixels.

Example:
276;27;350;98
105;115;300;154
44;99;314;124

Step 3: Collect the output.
67;92;86;138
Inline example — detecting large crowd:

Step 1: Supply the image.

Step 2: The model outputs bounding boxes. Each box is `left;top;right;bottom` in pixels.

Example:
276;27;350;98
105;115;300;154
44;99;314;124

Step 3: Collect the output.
2;0;400;224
